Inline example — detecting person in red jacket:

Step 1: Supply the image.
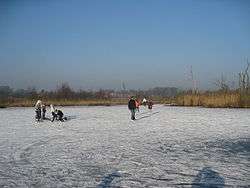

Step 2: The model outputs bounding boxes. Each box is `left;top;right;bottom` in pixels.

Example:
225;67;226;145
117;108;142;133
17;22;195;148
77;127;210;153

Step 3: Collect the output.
135;99;140;112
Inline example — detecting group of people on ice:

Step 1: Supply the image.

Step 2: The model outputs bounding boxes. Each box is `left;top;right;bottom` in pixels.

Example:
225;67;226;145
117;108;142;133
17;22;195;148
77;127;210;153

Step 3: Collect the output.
35;97;153;122
128;97;153;120
35;100;67;122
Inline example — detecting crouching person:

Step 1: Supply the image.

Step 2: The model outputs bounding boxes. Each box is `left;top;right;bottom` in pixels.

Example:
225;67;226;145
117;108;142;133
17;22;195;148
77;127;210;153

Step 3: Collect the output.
50;104;67;122
56;109;64;121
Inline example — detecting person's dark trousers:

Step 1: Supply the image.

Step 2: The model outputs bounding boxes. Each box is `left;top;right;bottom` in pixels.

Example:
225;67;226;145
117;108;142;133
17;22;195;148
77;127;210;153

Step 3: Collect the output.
42;109;46;119
51;112;57;122
35;109;41;121
130;109;136;120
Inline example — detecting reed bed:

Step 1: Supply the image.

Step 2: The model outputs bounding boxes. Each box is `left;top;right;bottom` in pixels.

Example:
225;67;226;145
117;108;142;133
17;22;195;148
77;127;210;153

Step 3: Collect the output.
175;91;250;108
0;98;128;108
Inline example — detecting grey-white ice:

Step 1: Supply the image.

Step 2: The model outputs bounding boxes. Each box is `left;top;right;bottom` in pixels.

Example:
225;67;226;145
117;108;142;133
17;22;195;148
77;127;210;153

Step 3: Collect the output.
0;105;249;187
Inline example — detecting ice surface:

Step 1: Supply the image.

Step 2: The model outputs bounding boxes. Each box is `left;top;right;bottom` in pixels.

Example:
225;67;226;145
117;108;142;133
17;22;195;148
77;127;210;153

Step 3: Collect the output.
0;105;249;187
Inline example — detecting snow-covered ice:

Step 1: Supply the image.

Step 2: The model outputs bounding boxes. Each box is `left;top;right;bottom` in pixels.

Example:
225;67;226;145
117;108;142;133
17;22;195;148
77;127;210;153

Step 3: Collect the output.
0;105;249;187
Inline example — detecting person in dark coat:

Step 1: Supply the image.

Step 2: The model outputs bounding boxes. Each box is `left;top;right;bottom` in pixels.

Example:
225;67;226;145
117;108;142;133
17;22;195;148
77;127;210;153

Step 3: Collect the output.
128;96;137;120
41;104;46;119
56;109;64;121
50;104;66;122
148;100;153;110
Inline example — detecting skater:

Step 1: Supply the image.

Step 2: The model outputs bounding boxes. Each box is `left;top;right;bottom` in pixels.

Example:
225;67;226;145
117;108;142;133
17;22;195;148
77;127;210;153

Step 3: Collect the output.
41;104;46;119
148;100;153;110
35;100;42;121
142;98;147;106
128;96;137;120
135;99;140;112
50;104;57;122
50;104;66;122
56;109;65;121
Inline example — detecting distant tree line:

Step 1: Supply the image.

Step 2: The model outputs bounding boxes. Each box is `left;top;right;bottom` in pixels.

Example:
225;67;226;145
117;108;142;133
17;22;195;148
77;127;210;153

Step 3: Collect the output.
0;83;179;101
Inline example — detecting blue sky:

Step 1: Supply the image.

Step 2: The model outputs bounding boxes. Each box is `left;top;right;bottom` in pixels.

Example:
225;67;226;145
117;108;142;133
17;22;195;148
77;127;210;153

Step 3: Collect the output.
0;0;249;90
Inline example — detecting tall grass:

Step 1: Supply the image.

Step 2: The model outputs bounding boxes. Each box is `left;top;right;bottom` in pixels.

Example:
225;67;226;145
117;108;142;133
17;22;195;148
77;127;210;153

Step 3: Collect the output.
175;91;250;108
0;98;128;108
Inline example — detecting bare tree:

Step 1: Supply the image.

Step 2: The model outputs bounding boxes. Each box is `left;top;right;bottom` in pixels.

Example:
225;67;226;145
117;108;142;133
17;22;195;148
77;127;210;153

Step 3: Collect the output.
239;59;250;92
214;74;230;91
186;65;198;94
56;83;75;99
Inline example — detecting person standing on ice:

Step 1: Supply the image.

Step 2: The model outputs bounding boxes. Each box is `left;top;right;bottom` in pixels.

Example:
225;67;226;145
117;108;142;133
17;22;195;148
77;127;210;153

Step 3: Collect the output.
35;100;42;121
50;104;57;122
142;98;147;106
41;104;46;119
148;100;153;110
135;99;140;112
128;96;137;120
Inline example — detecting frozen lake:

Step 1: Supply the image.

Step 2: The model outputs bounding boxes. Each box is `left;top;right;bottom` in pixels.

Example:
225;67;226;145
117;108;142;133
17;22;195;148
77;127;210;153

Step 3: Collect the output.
0;105;249;187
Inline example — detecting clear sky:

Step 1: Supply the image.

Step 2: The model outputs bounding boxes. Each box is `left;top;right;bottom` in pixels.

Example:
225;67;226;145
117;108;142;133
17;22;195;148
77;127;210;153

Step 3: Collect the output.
0;0;249;90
